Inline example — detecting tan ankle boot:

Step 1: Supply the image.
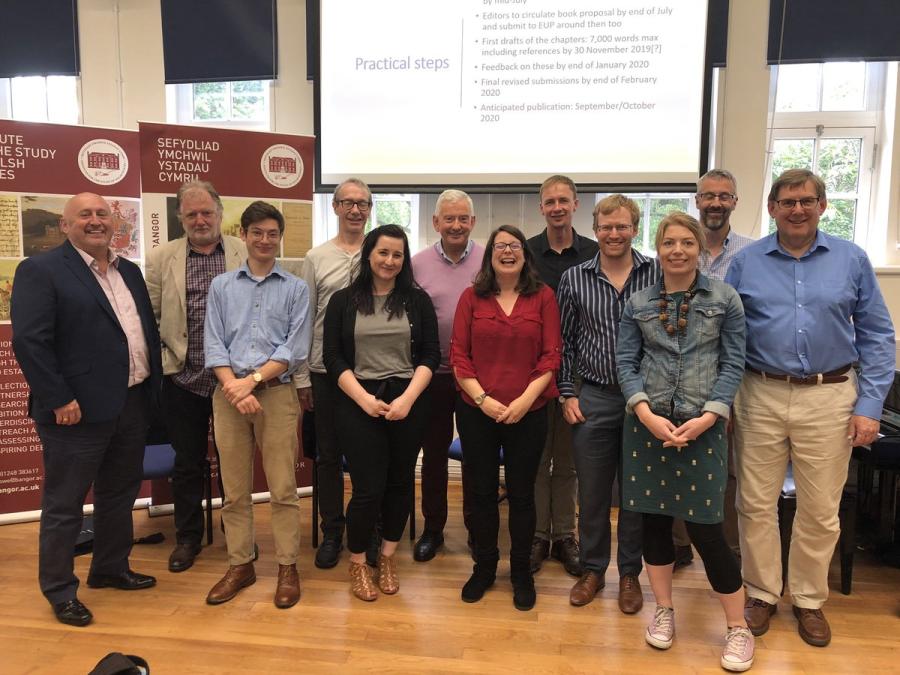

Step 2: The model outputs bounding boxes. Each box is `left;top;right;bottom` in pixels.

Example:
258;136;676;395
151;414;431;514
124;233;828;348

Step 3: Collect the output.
376;554;399;594
349;561;378;601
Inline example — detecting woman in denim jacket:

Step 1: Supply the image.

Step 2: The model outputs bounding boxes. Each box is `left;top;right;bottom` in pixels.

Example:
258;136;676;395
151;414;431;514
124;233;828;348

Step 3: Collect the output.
616;212;753;672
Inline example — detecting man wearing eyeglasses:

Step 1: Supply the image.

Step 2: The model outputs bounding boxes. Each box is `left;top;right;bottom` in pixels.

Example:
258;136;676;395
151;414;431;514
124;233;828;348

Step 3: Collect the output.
297;178;369;569
145;181;246;573
410;190;484;562
558;194;659;613
725;168;894;647
527;175;599;577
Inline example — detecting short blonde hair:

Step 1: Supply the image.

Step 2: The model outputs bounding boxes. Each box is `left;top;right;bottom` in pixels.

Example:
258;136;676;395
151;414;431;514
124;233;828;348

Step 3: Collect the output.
655;211;707;253
593;194;641;229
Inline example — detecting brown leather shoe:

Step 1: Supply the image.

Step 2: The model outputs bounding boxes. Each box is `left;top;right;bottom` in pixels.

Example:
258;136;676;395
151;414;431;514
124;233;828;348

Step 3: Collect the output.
274;564;301;609
744;597;777;636
206;563;256;605
349;561;378;602
530;537;550;573
618;574;644;614
376;554;399;595
793;605;831;647
569;571;604;606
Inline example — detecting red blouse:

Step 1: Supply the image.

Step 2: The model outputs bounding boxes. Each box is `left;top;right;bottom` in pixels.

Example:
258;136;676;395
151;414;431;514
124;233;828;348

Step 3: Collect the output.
450;284;561;410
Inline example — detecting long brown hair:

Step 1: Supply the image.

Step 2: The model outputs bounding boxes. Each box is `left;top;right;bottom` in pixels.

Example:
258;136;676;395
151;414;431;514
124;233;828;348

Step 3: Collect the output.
473;225;543;297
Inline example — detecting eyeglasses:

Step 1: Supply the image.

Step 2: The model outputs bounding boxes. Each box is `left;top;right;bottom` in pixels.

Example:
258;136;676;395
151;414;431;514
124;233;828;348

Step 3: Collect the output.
697;192;736;203
774;197;820;210
246;229;282;241
492;242;523;252
596;224;633;234
337;199;372;212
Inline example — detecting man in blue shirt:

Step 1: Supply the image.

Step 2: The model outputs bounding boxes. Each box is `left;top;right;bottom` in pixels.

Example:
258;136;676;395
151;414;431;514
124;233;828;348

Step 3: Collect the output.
203;201;311;609
725;169;895;648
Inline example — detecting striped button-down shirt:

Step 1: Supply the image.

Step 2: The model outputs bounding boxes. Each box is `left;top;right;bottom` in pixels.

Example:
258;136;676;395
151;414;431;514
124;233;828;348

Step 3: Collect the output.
557;250;659;397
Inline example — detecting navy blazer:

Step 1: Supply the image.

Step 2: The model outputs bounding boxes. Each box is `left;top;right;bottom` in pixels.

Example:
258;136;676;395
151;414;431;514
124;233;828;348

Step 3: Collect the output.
11;240;162;425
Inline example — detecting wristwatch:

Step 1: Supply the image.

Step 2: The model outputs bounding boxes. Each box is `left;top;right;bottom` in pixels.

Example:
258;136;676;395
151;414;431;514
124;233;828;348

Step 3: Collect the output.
251;371;263;384
473;392;487;406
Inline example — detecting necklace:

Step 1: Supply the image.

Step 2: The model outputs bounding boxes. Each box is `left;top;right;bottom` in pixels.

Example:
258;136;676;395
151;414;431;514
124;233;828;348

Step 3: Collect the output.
658;274;698;335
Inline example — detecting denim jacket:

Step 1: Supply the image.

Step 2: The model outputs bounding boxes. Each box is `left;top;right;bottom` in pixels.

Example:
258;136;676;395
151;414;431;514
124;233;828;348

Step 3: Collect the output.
615;273;745;420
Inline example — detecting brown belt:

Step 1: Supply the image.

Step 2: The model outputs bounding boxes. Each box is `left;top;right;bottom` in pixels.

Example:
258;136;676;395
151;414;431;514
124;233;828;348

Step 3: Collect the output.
746;364;851;385
256;377;287;390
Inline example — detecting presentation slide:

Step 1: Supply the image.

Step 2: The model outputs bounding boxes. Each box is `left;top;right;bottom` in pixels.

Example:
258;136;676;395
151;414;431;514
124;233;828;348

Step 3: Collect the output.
318;0;710;189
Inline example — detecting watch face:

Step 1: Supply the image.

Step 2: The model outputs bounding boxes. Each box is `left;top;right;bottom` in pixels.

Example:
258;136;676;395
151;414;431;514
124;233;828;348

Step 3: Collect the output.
253;372;263;382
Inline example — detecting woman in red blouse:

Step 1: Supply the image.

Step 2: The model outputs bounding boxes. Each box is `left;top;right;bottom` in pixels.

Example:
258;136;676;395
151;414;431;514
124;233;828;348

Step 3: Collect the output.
450;225;561;611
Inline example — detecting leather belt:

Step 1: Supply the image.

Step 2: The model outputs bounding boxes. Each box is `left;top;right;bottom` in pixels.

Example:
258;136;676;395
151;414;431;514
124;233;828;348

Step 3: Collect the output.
746;364;851;385
256;378;286;390
582;379;622;393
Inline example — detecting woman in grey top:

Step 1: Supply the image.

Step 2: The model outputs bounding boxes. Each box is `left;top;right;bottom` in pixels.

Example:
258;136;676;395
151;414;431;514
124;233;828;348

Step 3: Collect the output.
323;224;440;602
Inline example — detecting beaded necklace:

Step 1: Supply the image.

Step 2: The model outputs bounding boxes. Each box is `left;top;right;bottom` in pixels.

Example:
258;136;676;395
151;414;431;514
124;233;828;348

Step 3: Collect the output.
658;273;698;335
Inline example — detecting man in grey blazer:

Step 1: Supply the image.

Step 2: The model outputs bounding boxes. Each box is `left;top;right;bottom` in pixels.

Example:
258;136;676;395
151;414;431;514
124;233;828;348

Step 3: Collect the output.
145;180;246;572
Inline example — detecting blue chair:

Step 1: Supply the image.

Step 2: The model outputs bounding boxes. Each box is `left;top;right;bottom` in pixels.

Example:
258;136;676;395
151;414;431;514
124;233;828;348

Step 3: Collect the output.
143;443;214;546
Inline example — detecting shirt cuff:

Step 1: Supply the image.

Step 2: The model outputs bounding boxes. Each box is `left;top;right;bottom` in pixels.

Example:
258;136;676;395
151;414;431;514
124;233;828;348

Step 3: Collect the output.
853;396;884;420
557;381;576;398
702;401;731;420
625;391;649;415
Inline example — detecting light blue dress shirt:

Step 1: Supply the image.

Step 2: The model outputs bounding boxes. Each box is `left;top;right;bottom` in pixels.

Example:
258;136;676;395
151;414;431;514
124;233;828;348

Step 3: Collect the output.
725;231;895;419
205;262;311;381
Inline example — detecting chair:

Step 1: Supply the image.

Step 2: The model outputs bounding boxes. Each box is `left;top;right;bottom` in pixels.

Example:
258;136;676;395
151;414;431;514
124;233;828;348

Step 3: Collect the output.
143;443;214;546
304;411;416;548
777;462;856;595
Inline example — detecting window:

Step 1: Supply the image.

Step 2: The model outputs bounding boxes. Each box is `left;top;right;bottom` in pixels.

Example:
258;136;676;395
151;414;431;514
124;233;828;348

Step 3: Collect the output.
766;62;883;244
311;193;421;252
0;76;80;123
598;193;698;257
166;81;271;130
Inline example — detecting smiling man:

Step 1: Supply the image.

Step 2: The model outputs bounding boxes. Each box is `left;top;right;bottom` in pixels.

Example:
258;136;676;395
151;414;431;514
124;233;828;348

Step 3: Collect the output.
527;175;598;576
12;192;162;627
410;190;484;561
726;168;895;647
145;180;246;573
557;194;659;613
696;169;753;282
204;201;310;609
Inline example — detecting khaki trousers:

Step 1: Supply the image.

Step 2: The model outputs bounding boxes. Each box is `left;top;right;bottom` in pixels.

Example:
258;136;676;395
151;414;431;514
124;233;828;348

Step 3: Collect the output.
733;371;856;609
534;399;578;540
213;384;301;566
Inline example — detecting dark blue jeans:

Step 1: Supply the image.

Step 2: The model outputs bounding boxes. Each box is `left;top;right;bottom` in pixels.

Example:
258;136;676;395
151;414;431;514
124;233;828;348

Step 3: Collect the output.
570;383;643;578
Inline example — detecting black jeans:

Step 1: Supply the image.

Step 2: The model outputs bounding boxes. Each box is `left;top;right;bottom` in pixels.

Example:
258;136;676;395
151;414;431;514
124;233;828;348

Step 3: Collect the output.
337;378;430;554
311;371;345;540
161;376;212;546
642;512;742;594
456;398;547;574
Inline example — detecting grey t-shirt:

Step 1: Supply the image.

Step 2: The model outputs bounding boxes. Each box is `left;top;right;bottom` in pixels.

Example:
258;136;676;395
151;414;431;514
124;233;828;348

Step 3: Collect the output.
353;296;414;380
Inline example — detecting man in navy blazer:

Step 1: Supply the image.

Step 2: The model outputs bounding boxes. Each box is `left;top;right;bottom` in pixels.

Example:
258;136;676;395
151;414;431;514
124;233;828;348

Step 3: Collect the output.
11;192;162;627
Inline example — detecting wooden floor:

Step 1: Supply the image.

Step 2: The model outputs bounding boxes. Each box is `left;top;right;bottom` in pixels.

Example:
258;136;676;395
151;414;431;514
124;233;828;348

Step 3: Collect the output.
0;482;898;674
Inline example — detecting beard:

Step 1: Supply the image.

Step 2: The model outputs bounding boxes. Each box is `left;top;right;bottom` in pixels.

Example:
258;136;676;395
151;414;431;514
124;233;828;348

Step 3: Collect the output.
702;212;729;231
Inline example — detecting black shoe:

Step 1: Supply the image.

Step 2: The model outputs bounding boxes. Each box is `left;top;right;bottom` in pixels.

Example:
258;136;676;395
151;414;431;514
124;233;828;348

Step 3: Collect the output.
414;530;445;562
315;536;343;569
461;564;496;603
673;544;694;571
512;575;537;611
467;532;476;563
168;542;202;573
86;569;156;591
529;537;550;574
53;598;93;627
551;536;584;577
366;525;383;568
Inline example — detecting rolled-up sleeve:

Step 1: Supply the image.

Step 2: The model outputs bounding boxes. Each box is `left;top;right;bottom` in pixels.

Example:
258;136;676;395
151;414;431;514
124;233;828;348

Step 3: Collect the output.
269;278;311;375
616;298;649;414
203;276;230;369
449;287;477;379
530;285;561;381
703;287;746;419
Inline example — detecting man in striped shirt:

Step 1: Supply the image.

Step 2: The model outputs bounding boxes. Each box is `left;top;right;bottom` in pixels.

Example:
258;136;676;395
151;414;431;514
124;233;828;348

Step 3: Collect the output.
557;194;660;614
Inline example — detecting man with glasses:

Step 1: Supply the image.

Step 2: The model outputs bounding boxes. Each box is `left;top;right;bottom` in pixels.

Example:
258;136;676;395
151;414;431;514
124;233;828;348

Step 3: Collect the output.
205;201;310;608
527;175;598;576
670;169;754;569
297;178;369;569
558;194;659;613
726;168;894;647
145;180;246;573
410;190;484;561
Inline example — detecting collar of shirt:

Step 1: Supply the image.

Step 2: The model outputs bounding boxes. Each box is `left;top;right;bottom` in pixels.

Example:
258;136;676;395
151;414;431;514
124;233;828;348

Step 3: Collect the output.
236;260;288;281
585;248;655;279
74;244;117;270
532;228;591;256
187;238;224;256
764;229;830;259
435;239;474;264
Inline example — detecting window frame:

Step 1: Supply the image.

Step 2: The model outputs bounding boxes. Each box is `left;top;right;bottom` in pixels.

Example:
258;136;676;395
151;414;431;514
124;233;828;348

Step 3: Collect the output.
166;81;273;131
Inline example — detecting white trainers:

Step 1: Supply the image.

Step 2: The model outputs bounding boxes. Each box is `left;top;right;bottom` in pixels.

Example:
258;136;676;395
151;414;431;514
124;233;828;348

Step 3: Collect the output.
645;605;675;649
721;626;755;672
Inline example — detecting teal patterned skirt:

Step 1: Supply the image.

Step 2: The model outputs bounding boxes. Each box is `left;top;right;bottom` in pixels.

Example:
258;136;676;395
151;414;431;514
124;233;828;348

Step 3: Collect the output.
621;413;727;524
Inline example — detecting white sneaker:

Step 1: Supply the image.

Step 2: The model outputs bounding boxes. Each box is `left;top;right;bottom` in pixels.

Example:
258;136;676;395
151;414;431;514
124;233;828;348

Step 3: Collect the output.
721;626;755;672
645;605;675;649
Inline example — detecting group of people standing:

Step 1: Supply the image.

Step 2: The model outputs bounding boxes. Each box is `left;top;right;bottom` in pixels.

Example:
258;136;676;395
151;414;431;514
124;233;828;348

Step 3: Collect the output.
10;167;894;674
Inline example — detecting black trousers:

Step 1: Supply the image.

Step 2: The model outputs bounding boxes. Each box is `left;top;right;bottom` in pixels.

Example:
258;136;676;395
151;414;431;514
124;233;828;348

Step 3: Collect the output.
161;376;212;546
337;378;430;554
642;512;743;594
419;372;474;534
36;385;148;605
456;398;547;573
311;371;345;540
